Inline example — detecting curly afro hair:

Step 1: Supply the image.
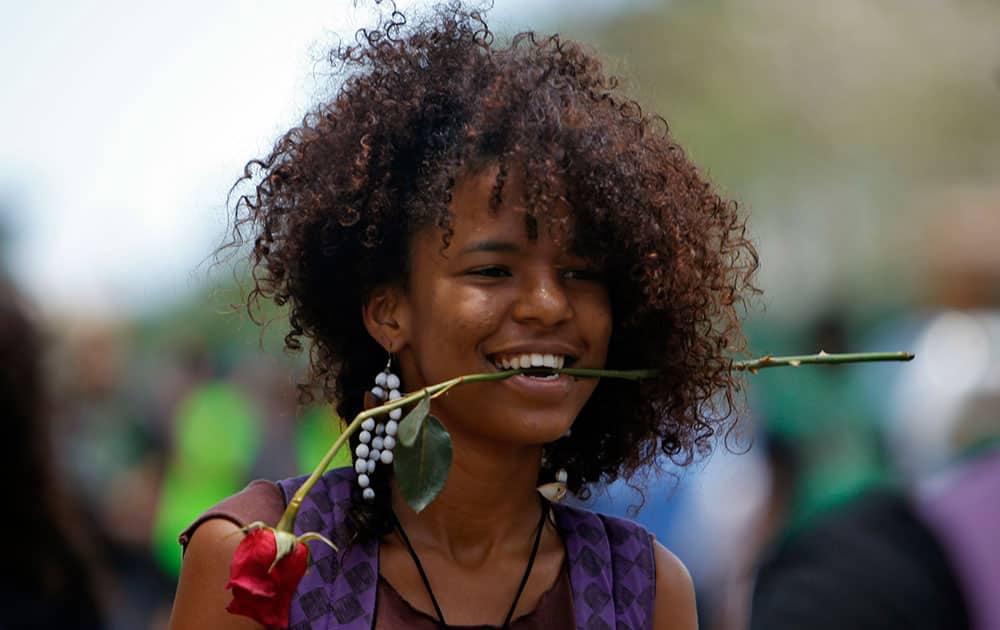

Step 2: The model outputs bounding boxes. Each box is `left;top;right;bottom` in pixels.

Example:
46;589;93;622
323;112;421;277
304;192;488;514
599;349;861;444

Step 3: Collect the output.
228;2;758;532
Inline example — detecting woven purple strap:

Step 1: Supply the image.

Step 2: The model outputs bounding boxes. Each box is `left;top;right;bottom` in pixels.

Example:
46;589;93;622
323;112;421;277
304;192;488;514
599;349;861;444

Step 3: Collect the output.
552;502;656;630
277;468;378;630
276;468;655;629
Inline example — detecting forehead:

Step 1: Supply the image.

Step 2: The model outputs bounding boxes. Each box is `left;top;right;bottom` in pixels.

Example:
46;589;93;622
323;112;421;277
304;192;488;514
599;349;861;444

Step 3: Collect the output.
442;165;573;245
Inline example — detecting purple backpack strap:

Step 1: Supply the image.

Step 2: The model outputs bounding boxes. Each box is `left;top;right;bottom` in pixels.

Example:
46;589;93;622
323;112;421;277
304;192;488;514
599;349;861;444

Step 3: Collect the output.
276;468;378;630
915;450;1000;630
552;503;656;630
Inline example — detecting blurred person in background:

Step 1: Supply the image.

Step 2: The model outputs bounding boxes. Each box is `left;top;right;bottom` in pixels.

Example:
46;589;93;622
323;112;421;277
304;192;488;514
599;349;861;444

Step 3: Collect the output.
0;276;105;628
51;320;176;628
151;341;262;580
749;197;1000;629
749;391;1000;630
671;311;890;630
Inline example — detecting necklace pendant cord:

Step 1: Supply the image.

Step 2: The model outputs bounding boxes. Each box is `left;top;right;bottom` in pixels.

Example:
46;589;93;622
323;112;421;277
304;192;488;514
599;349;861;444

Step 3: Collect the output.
391;495;551;629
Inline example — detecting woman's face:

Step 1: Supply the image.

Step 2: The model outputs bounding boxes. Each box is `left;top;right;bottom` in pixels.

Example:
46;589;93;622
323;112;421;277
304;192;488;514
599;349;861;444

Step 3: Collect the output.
389;168;612;447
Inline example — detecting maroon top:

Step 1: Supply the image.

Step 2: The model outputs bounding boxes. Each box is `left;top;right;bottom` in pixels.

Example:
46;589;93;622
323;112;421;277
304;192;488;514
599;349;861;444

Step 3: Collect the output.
179;480;575;629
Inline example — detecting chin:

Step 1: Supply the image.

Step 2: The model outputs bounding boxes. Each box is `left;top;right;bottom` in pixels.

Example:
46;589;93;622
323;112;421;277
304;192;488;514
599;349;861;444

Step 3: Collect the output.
508;410;576;445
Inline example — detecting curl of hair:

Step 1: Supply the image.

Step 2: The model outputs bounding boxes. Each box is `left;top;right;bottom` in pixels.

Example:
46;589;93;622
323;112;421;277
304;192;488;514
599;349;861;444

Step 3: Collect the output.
226;2;759;539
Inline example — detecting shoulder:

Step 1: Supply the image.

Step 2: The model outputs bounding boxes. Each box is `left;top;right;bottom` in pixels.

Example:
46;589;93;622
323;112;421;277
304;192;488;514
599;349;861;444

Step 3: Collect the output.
554;504;695;629
178;479;285;549
170;480;285;630
651;540;697;630
595;511;697;629
170;516;265;629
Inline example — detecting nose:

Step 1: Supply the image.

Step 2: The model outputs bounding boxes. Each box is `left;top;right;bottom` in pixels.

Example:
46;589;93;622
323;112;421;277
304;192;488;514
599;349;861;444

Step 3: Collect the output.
512;270;573;327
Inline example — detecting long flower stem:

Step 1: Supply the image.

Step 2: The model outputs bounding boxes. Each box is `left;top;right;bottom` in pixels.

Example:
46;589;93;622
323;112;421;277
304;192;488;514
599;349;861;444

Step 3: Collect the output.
733;351;914;372
275;350;913;531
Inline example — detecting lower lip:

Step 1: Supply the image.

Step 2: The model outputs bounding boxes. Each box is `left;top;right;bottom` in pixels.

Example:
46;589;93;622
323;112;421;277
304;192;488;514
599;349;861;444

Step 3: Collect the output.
501;373;574;398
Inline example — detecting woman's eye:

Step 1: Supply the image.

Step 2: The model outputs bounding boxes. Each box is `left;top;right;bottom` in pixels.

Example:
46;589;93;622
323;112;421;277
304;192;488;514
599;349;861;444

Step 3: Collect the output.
562;268;603;282
468;265;511;278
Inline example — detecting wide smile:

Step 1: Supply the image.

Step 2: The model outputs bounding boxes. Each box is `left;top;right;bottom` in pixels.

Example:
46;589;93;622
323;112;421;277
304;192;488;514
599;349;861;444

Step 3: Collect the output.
484;351;581;400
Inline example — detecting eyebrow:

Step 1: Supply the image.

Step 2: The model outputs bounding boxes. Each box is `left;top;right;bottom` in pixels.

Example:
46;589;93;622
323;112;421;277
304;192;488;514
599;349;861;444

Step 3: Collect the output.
458;240;522;255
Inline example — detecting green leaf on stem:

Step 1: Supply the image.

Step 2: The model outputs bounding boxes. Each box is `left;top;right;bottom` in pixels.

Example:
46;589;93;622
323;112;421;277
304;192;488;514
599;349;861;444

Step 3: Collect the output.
395;414;452;512
398;392;431;447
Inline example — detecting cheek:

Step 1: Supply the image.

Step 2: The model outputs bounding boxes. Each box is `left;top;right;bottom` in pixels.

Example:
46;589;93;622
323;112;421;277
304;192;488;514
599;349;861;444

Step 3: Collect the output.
589;298;614;359
598;324;613;362
414;288;505;360
442;292;505;337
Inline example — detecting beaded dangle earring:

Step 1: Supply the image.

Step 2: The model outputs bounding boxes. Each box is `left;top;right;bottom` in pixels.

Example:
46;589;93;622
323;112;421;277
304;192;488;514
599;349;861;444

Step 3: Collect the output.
355;353;403;500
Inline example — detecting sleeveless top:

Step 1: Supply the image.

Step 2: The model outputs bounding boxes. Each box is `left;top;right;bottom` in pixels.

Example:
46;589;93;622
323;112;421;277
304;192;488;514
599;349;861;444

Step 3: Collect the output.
275;467;656;630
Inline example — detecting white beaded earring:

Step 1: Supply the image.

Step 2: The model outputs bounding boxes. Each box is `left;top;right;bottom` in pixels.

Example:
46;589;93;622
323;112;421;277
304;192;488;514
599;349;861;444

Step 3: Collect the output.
356;353;403;500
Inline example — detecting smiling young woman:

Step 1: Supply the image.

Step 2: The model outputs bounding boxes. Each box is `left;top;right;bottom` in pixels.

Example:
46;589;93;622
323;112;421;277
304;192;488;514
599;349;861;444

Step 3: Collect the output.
169;3;757;629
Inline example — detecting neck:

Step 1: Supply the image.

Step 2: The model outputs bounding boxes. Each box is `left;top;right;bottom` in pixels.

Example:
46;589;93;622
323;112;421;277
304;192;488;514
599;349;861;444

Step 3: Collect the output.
390;433;544;566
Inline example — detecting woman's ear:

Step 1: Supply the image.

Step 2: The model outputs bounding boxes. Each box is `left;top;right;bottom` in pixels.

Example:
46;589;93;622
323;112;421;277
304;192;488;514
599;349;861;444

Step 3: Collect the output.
362;285;410;352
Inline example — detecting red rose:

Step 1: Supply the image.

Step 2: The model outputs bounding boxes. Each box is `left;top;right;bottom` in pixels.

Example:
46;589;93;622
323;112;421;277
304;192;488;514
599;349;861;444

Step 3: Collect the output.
226;527;309;628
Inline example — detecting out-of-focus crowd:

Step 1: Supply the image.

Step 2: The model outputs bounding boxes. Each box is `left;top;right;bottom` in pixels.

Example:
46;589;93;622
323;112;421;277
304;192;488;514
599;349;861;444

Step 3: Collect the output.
1;279;348;628
3;203;999;629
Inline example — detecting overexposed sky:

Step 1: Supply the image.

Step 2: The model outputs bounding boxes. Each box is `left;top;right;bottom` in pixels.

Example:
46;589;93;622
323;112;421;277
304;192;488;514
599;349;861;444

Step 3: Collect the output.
0;0;639;315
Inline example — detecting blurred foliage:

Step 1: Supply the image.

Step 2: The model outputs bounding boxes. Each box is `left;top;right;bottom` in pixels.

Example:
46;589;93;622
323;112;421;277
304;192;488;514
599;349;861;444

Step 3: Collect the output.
133;272;294;365
296;405;352;475
564;0;1000;320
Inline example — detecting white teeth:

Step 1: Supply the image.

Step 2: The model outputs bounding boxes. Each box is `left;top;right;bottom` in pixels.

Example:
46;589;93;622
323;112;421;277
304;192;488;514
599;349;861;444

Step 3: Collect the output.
493;353;568;370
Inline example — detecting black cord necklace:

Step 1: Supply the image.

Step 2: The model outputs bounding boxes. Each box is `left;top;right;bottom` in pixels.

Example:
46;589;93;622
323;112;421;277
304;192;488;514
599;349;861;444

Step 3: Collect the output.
391;495;549;628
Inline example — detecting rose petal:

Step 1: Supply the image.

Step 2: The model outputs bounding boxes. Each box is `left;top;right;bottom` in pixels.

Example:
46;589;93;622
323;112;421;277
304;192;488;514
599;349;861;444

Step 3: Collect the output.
225;528;311;629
